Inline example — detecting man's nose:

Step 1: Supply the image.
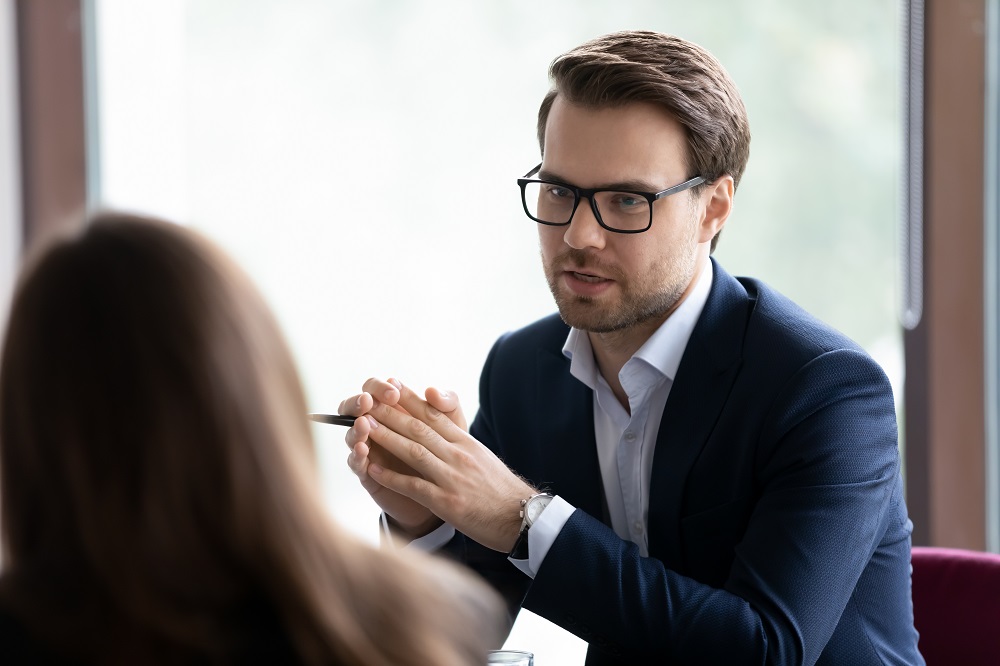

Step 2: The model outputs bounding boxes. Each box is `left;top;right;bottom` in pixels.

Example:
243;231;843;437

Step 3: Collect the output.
563;197;607;250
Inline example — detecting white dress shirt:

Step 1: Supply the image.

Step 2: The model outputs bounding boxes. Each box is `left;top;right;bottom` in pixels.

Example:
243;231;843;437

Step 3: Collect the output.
392;262;713;579
512;260;713;576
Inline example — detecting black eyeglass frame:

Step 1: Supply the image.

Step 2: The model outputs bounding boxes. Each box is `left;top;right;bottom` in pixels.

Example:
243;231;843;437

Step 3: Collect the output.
517;163;706;234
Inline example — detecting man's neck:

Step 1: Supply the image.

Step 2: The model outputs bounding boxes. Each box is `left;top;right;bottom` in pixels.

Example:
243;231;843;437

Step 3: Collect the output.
589;315;668;413
588;257;709;412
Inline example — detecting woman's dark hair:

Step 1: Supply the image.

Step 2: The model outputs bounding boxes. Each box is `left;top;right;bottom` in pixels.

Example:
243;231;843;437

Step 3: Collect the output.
0;212;502;665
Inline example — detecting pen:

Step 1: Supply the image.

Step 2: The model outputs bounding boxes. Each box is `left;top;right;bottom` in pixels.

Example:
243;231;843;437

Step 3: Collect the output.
308;413;358;427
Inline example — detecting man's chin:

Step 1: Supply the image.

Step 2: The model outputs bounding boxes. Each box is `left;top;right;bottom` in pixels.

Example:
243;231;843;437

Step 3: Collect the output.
555;295;676;334
555;299;625;333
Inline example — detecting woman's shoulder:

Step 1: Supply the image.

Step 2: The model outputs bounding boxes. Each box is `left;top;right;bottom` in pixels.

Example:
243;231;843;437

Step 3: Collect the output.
0;581;304;666
0;603;77;665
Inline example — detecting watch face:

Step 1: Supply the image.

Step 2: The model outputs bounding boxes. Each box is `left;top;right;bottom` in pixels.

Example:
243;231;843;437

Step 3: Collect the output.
525;495;552;525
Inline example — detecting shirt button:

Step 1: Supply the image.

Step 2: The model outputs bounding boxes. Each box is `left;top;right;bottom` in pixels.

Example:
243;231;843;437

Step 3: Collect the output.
633;521;644;533
624;431;637;442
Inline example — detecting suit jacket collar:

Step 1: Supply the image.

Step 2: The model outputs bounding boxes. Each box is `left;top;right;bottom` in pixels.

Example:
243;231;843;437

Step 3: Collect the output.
646;258;752;563
532;260;753;538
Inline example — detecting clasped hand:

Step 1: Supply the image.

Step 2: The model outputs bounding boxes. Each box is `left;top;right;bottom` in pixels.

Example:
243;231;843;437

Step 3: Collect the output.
339;379;534;553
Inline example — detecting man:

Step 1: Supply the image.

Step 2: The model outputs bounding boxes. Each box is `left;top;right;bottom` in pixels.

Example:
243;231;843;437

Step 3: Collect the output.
340;30;922;664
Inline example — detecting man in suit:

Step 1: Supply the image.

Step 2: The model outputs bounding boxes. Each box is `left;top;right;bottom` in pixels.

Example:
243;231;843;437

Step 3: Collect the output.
340;30;923;664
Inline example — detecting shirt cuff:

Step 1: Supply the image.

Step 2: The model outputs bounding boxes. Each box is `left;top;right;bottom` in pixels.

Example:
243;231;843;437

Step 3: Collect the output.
380;512;456;551
507;495;576;578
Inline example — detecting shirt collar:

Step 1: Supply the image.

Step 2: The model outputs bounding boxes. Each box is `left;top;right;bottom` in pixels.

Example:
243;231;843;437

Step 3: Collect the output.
563;260;714;389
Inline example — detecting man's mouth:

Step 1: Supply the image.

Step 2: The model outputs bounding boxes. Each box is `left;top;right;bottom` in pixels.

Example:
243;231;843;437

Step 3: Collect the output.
569;271;609;284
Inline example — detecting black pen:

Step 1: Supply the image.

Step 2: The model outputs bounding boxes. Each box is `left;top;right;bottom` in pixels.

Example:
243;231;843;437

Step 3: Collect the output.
308;413;358;427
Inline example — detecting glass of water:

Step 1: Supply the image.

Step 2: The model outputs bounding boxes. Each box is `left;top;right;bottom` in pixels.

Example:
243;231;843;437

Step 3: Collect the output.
487;649;534;666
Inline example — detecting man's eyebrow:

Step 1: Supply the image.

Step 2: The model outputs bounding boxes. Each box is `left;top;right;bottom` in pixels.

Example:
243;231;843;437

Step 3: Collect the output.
537;169;661;192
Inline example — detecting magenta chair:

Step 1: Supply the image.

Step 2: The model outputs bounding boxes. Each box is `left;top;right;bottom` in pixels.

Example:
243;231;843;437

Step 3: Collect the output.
910;546;1000;665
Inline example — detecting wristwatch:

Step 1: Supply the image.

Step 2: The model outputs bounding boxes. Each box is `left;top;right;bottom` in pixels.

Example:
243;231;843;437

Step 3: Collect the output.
508;492;554;559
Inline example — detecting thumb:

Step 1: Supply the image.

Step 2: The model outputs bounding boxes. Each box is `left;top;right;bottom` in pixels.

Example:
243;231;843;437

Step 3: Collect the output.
425;387;467;431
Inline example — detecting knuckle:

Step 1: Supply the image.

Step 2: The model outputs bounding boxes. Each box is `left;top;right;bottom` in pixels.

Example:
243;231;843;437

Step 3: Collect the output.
451;449;473;469
396;475;417;493
424;404;443;422
345;429;365;447
371;403;392;422
407;417;434;440
407;439;428;464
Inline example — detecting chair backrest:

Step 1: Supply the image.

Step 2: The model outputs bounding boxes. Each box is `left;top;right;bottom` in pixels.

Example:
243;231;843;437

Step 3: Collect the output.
910;546;1000;665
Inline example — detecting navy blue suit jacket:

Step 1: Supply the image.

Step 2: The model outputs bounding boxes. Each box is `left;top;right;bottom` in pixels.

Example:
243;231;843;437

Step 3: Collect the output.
452;261;922;664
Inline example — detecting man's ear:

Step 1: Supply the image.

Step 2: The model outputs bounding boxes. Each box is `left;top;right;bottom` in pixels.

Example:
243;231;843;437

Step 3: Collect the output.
698;175;735;244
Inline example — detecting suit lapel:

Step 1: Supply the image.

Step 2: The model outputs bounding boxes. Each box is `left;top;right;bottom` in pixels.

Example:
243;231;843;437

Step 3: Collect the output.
647;261;752;565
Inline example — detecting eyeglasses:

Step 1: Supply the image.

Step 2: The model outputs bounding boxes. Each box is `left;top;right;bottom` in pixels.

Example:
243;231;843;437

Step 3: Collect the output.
517;163;705;234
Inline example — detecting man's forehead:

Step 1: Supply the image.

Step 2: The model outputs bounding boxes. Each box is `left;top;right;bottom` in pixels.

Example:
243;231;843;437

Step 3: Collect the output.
541;99;690;185
544;97;683;131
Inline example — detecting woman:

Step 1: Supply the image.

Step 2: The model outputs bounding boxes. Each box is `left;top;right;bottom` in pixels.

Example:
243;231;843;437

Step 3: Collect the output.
0;212;504;664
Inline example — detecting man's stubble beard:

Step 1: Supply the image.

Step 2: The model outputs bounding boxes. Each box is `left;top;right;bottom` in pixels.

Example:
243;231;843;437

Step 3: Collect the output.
543;241;698;334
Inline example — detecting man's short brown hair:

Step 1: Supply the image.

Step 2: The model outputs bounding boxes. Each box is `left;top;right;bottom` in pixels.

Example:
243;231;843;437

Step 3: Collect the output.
537;30;751;193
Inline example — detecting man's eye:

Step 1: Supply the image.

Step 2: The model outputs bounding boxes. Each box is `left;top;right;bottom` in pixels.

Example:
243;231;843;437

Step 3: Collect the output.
610;193;646;210
545;185;574;200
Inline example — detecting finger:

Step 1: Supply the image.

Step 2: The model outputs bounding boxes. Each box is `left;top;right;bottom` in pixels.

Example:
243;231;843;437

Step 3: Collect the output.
347;440;370;475
348;441;384;494
337;391;373;416
347;441;392;493
367;459;441;505
367;404;446;478
393;384;463;440
425;386;467;431
344;415;372;449
362;377;401;407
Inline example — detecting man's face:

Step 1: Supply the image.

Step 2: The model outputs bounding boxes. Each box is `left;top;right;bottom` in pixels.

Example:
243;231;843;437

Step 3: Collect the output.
538;98;719;334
